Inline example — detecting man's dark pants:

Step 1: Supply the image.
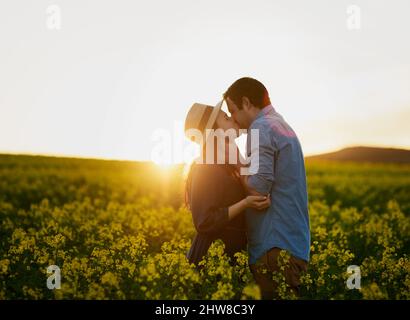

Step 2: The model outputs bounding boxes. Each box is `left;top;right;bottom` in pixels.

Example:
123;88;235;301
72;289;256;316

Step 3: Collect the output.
249;247;308;299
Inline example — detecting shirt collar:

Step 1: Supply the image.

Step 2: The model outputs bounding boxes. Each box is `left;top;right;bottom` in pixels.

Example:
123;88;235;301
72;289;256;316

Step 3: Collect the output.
255;104;275;121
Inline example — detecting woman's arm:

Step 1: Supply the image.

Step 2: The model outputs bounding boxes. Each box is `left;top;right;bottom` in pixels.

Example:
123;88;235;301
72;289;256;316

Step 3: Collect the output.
228;195;271;220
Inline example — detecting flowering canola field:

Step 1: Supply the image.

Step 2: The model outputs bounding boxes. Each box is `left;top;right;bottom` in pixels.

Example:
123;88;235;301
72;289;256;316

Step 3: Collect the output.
0;154;409;299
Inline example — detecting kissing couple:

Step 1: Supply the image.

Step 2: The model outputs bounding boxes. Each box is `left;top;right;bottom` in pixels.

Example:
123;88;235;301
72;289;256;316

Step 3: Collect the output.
184;77;311;299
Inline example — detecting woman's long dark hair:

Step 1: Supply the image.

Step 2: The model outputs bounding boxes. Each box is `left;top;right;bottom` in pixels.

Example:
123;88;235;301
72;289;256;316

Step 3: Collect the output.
184;123;240;210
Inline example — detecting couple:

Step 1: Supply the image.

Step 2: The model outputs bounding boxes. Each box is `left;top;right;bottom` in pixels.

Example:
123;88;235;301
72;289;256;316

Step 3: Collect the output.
184;77;310;299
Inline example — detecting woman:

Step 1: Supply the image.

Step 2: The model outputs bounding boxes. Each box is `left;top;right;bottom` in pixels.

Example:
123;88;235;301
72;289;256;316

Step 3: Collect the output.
184;101;270;265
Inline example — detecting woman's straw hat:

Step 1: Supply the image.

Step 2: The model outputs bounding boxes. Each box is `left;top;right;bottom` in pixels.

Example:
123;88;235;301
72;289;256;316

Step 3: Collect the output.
184;100;223;143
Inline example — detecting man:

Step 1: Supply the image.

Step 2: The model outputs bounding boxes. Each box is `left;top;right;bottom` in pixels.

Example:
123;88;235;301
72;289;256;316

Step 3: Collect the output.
223;77;311;299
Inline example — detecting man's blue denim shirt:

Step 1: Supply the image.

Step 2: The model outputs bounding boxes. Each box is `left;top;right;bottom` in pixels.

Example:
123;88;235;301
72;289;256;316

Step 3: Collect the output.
246;105;310;264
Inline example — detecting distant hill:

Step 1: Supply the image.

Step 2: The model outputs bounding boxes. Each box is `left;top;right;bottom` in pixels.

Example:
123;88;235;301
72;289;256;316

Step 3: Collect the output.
306;146;410;163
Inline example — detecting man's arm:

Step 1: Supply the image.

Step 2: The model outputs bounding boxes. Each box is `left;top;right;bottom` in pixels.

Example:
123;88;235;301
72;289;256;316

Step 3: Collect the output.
241;175;266;196
242;127;277;196
228;141;266;196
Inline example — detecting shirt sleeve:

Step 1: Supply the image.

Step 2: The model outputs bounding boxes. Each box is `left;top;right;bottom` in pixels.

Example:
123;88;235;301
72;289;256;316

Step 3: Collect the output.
189;166;230;235
246;124;277;195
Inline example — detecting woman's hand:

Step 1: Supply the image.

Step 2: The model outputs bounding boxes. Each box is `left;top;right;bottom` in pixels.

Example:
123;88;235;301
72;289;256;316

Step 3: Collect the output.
228;194;270;220
245;194;271;210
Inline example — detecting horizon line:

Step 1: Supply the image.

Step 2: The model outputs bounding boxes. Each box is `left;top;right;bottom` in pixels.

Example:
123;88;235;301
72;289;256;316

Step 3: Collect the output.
1;143;409;164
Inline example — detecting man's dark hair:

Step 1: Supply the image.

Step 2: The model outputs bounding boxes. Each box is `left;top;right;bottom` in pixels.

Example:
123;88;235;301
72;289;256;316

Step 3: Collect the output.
223;77;271;110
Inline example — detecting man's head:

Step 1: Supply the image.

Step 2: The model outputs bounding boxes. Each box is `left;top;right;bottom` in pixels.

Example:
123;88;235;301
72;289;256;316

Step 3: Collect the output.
223;77;271;129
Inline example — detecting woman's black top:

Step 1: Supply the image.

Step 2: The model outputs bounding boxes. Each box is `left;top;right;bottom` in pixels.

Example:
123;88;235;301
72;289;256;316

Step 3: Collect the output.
186;163;247;265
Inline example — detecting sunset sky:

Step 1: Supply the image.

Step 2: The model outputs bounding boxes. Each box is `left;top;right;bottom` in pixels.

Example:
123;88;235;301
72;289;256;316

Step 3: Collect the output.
1;0;409;163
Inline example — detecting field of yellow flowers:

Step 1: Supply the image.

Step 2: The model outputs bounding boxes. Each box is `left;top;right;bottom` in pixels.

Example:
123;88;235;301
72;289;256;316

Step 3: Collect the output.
0;154;409;299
